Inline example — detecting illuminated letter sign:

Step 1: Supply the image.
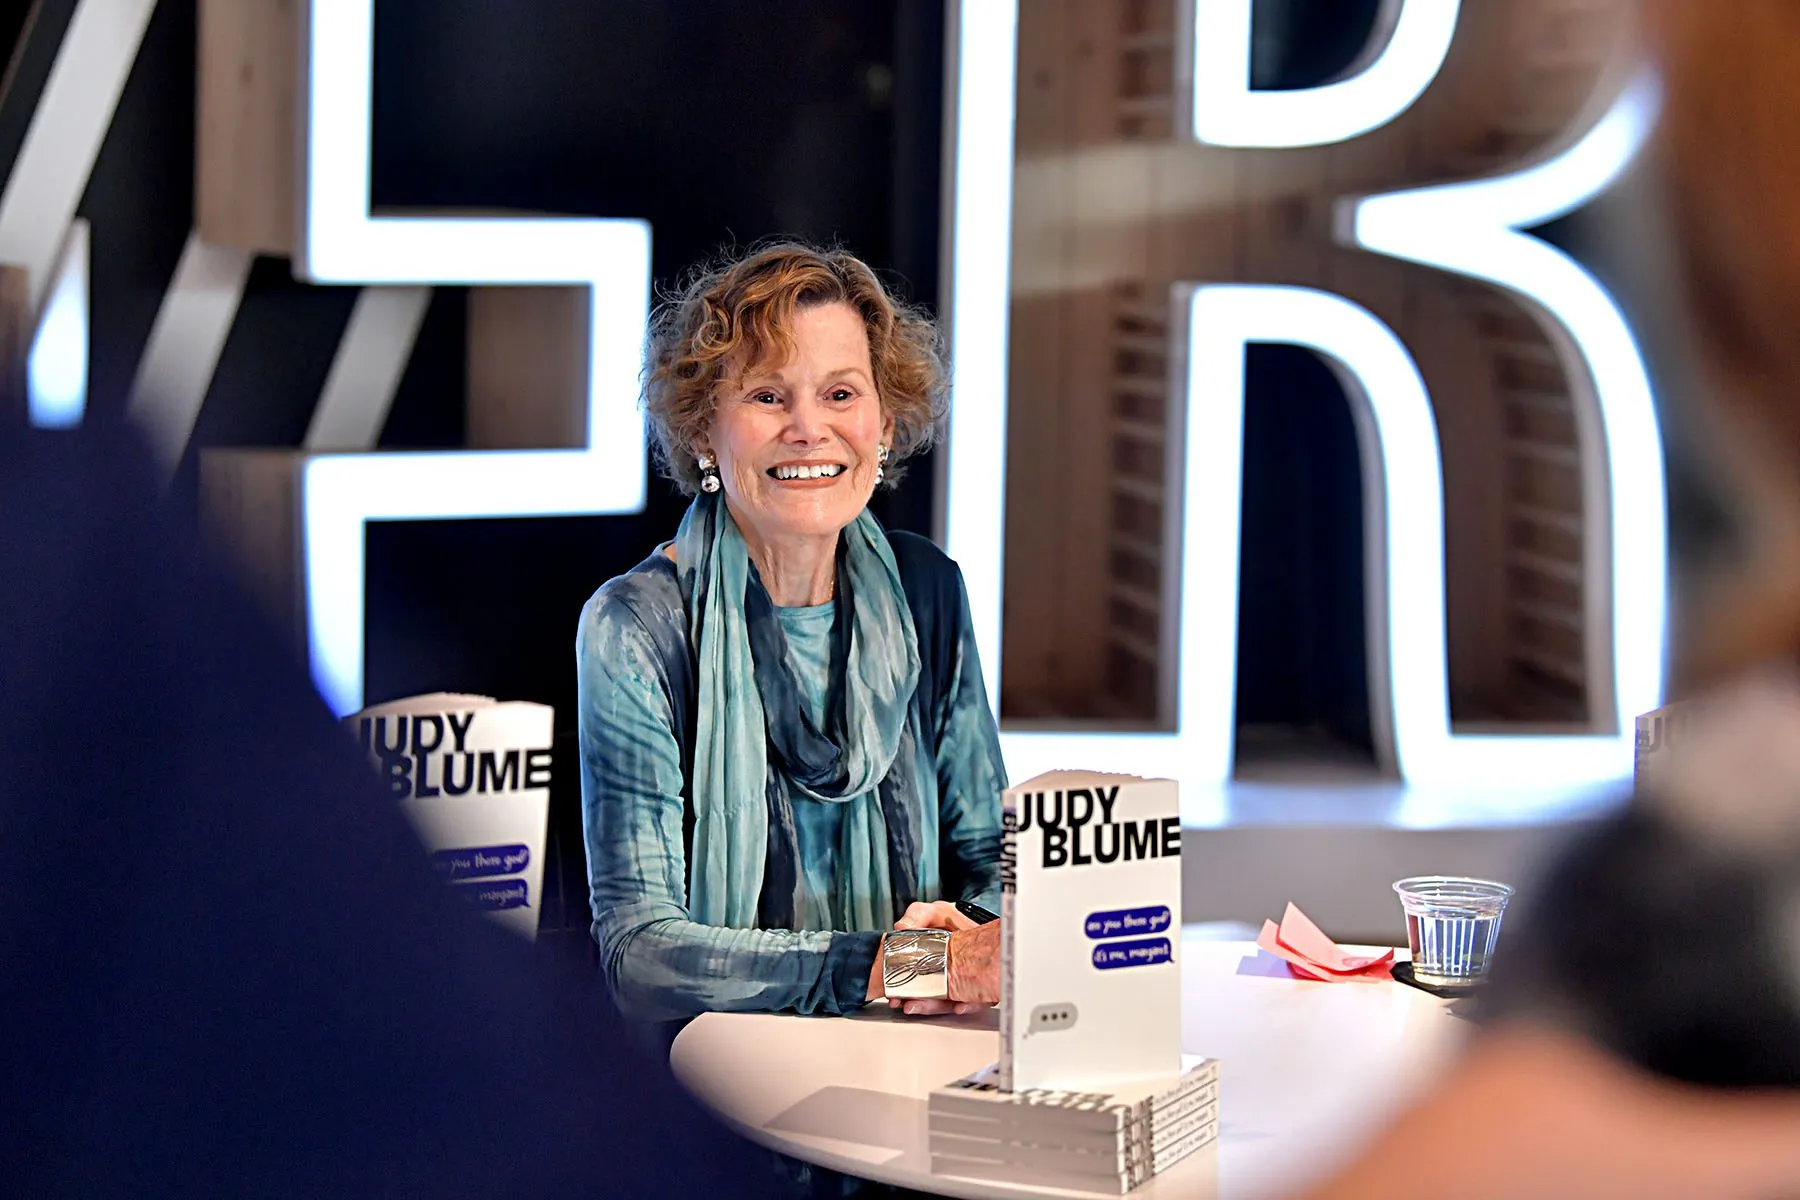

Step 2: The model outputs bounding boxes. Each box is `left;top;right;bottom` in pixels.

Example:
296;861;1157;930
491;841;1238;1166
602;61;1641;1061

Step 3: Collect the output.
943;0;1667;821
298;0;651;717
27;221;89;429
1183;0;1460;147
1342;72;1667;792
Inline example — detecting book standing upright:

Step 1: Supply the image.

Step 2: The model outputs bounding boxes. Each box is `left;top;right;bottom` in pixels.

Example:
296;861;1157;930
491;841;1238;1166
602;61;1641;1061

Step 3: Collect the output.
999;770;1183;1091
345;692;554;940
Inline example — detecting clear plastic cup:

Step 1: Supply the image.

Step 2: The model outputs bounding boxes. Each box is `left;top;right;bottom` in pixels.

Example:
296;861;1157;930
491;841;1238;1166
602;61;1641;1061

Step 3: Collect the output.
1392;876;1514;987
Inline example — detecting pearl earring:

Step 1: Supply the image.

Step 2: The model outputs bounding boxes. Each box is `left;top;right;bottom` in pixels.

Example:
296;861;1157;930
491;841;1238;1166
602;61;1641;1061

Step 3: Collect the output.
875;444;890;484
698;454;721;494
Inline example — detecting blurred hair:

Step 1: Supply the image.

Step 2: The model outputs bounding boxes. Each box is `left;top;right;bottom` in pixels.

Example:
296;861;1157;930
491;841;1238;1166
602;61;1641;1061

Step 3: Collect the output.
1641;1;1800;689
642;240;947;495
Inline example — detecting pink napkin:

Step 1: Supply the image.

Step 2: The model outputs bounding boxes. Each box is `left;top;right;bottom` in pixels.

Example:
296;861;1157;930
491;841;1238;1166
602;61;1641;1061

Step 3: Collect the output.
1256;903;1395;983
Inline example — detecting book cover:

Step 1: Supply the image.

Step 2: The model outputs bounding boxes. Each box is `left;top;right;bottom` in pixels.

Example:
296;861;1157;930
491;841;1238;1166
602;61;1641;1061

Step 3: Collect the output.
1634;697;1704;791
1000;771;1183;1090
1634;675;1800;793
344;692;554;940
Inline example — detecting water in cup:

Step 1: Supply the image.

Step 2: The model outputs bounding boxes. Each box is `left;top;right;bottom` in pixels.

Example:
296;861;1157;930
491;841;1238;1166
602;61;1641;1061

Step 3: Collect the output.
1392;876;1513;987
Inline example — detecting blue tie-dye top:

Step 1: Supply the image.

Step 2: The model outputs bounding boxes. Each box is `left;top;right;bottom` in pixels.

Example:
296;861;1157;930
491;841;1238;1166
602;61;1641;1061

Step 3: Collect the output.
576;530;1005;1021
778;602;850;932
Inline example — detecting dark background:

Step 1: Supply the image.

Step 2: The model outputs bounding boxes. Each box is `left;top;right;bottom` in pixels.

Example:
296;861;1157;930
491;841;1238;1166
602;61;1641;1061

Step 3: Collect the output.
0;0;1682;967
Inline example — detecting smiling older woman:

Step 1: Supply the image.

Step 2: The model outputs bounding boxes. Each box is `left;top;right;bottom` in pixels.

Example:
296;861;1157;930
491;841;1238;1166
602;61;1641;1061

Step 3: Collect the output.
576;243;1005;1023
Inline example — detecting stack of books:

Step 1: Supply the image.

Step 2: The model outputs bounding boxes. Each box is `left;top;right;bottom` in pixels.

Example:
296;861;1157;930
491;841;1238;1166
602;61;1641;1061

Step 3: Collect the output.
927;1056;1220;1193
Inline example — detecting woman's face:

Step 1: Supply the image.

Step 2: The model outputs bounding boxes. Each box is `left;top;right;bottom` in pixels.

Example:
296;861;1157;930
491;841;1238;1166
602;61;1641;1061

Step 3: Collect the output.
702;301;892;550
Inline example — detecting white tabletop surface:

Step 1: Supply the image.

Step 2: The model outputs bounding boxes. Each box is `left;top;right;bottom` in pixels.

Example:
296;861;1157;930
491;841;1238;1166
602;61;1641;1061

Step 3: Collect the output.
670;932;1468;1199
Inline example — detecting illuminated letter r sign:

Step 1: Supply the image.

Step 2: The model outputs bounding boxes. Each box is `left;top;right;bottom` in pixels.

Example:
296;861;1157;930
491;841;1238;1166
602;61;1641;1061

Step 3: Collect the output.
943;0;1667;819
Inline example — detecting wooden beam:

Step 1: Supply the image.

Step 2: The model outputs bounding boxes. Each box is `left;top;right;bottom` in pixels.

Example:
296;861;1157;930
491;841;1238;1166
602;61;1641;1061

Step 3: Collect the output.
197;0;300;255
0;264;29;425
466;286;591;450
197;449;307;651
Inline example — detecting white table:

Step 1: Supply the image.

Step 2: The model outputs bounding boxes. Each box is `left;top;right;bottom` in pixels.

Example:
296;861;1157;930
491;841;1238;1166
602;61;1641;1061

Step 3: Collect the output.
671;932;1468;1199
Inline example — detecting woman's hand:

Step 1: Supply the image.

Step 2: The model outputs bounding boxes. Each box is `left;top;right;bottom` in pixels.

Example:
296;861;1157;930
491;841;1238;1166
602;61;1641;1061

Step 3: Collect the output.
894;900;978;933
879;901;999;1016
946;919;1001;1006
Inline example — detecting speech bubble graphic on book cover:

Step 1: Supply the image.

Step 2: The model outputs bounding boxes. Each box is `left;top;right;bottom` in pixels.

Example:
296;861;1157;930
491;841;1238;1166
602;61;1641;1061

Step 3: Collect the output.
1092;937;1173;970
430;843;530;881
1084;905;1172;939
1026;1003;1080;1036
450;878;531;911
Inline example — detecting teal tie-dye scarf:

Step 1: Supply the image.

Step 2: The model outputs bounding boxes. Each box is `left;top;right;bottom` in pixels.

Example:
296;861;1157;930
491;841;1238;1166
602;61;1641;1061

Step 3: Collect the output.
674;492;927;931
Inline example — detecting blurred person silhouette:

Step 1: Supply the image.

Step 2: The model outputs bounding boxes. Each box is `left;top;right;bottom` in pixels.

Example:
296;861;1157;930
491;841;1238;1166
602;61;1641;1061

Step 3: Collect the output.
1293;3;1800;1196
0;419;776;1198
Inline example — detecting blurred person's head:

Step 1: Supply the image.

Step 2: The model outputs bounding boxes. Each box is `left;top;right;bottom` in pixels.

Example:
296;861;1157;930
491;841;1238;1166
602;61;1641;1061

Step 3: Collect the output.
1641;1;1800;691
1468;6;1800;1091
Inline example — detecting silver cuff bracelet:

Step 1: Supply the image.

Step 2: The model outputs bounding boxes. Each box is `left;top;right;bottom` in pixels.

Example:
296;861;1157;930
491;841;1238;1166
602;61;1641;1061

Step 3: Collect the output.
881;929;950;1000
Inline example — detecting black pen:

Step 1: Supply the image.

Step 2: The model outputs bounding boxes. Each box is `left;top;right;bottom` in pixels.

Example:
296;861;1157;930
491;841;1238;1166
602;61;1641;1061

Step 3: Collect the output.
955;900;1000;925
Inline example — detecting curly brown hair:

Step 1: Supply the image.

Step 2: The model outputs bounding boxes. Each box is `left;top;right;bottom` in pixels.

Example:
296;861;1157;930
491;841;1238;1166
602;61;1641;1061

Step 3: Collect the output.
642;241;948;495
